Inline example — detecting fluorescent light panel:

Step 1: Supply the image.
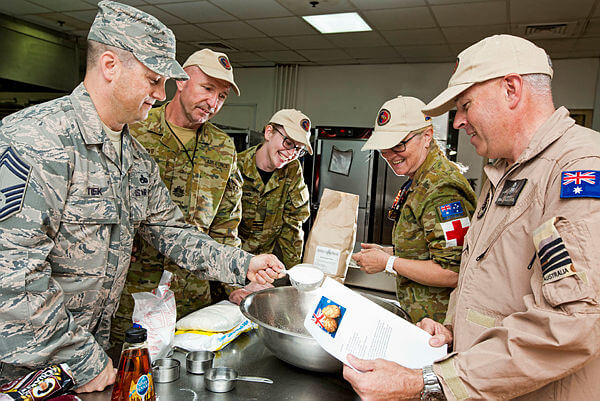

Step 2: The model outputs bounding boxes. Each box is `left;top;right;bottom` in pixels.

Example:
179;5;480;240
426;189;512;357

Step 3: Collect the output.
303;12;371;34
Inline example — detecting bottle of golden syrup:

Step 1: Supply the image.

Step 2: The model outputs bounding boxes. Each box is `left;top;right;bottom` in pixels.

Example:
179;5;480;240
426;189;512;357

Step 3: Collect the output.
111;326;155;401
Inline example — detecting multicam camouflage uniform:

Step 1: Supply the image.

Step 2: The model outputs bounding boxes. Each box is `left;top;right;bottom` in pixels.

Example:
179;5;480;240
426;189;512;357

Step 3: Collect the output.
111;103;243;342
392;141;476;323
0;84;251;385
238;145;310;268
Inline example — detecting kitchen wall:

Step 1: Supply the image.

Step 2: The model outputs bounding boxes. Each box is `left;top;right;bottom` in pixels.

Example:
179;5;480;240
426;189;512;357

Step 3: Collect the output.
212;57;600;189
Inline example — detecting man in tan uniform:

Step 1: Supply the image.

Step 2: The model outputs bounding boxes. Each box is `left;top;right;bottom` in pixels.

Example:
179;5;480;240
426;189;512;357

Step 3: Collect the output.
111;48;244;342
344;34;600;401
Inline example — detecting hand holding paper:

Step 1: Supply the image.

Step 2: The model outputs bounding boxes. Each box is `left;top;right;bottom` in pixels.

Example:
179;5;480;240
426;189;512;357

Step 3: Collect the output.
303;278;447;370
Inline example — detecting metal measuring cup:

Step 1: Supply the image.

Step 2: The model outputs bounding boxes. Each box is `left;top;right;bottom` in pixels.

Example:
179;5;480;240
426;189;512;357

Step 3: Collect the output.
152;358;180;383
186;350;215;374
204;367;273;392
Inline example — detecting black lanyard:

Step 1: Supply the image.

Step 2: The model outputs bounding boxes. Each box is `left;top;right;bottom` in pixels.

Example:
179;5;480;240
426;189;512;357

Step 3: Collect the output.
388;179;413;221
165;120;200;167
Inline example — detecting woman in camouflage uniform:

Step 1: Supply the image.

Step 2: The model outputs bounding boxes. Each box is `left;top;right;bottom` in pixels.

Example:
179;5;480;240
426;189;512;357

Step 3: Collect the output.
229;109;312;303
352;96;476;323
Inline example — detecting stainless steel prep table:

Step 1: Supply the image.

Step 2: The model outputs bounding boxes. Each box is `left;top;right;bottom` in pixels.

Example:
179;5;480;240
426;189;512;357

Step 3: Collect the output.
80;330;359;401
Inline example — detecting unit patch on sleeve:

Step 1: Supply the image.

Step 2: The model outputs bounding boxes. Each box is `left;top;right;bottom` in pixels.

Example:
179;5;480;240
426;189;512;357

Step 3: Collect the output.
441;217;470;247
0;147;31;221
533;217;576;284
560;170;600;198
437;200;467;222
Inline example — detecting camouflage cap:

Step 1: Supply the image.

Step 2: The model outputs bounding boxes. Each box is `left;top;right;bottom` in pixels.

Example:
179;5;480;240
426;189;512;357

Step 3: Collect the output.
88;0;188;80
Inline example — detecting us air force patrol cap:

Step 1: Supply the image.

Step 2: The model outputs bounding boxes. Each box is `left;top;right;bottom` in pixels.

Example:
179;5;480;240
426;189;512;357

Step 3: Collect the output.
88;0;188;80
269;109;313;155
183;49;240;96
362;96;432;151
423;34;553;117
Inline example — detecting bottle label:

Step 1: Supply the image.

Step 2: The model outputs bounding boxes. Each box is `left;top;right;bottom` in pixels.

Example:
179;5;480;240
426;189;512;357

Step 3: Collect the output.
128;374;154;400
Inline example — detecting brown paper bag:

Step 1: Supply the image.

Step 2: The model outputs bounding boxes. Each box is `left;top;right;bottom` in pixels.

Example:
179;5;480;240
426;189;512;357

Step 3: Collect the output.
303;188;359;282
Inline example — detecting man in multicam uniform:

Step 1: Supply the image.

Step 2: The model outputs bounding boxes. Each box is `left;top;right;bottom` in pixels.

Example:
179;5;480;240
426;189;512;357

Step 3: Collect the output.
0;1;283;393
352;96;476;323
111;49;244;344
345;35;600;401
228;110;311;303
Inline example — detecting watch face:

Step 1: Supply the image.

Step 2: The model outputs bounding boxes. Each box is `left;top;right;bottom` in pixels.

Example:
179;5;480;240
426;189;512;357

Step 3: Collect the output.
422;391;445;401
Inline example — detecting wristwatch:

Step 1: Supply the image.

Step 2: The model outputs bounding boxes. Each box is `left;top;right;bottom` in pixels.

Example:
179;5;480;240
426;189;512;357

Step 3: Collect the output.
421;365;446;401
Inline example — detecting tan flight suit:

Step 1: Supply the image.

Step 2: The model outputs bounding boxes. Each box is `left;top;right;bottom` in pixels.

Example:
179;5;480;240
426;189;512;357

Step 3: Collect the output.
434;108;600;400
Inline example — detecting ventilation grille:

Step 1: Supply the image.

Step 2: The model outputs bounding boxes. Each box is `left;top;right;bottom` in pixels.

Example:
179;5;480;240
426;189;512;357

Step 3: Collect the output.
193;41;237;51
518;22;578;39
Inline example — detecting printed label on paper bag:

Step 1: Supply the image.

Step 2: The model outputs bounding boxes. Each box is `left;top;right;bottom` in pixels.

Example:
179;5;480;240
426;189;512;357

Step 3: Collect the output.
314;246;341;275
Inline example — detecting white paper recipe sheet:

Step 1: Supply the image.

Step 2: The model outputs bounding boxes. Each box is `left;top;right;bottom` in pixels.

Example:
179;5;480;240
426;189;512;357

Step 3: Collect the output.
304;278;447;370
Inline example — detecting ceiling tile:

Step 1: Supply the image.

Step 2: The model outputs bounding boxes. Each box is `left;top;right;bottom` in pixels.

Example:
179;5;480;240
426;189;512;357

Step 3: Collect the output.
404;55;454;62
572;36;600;52
510;0;595;24
201;21;265;39
19;13;87;31
297;48;351;61
358;56;406;64
443;24;509;43
247;16;315;36
530;38;576;53
394;44;453;58
326;31;387;47
228;37;288;51
364;7;437;30
317;59;360;65
135;5;186;25
380;28;446;46
239;61;276;67
227;51;267;62
212;0;292;19
156;2;235;23
256;50;307;62
344;46;400;59
431;1;507;27
350;0;426;9
28;0;94;12
275;35;336;49
170;24;218;42
275;0;355;16
0;1;50;15
428;0;499;4
63;9;97;23
583;18;600;36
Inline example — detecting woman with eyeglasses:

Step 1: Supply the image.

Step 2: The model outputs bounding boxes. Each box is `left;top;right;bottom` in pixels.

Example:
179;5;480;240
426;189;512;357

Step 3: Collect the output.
352;96;476;323
228;109;312;303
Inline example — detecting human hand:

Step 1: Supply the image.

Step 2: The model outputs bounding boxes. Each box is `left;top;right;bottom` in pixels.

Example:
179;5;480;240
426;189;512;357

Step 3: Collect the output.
130;246;138;263
343;354;422;400
416;318;453;348
247;254;285;284
74;359;117;393
352;248;389;274
360;243;394;255
229;281;274;305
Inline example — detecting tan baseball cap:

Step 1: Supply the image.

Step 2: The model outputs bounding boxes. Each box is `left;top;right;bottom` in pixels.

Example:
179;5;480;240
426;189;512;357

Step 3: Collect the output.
423;34;554;117
269;109;313;155
362;96;432;151
183;48;240;95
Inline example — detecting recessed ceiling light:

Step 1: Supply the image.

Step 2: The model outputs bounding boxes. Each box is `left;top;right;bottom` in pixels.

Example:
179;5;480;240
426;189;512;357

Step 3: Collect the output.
303;12;371;34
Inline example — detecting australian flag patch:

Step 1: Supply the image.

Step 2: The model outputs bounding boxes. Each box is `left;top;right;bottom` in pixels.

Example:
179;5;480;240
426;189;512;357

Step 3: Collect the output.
0;147;31;221
560;170;600;198
438;200;466;222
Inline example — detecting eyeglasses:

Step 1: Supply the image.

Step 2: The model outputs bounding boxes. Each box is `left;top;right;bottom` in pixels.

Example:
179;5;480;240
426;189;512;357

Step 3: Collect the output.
273;127;307;157
380;131;420;155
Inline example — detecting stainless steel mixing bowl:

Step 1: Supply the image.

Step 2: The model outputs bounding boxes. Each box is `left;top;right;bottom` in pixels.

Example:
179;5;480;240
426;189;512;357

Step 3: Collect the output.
240;286;411;373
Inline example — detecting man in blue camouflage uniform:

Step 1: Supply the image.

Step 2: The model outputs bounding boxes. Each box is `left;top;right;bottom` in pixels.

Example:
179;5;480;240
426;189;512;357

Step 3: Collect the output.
0;1;283;393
